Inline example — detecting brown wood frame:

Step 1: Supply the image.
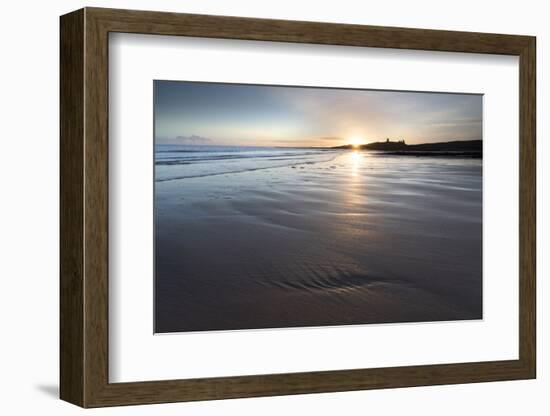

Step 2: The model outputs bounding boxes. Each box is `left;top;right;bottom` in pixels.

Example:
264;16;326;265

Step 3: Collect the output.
60;7;536;408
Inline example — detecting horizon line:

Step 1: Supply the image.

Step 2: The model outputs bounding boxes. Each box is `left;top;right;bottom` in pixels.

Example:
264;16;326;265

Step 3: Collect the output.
155;138;483;148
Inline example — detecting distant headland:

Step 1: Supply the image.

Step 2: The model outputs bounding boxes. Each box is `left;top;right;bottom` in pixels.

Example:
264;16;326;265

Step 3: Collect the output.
332;139;482;158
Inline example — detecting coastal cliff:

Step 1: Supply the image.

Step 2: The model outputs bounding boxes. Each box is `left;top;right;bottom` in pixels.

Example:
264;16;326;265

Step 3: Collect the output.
333;139;482;157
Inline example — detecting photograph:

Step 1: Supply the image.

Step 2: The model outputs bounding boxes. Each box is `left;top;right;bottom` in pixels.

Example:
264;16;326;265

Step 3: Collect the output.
153;81;483;333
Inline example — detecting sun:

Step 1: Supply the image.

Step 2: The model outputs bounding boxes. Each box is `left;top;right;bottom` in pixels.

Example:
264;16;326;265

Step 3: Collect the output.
348;136;363;148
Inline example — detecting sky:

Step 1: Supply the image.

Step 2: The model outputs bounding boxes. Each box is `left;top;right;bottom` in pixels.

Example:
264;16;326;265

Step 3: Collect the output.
154;80;482;147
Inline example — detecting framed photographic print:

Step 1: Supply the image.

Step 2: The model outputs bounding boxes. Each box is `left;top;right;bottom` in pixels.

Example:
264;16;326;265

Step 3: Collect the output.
60;7;536;407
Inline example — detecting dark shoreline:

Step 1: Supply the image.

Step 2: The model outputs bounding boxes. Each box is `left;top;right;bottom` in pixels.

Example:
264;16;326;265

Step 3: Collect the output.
382;151;482;158
333;139;482;152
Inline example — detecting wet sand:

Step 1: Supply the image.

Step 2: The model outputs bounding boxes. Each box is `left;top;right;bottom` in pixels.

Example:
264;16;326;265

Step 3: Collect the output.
154;150;482;333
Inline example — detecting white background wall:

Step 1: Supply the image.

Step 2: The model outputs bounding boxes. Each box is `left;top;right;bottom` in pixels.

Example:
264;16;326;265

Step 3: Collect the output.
0;0;546;414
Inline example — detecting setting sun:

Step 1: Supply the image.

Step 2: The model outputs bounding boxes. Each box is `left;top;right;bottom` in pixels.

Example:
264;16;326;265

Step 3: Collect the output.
348;136;364;148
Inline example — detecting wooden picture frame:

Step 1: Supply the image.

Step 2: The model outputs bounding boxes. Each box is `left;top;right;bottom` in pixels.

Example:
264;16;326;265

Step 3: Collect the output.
60;7;536;408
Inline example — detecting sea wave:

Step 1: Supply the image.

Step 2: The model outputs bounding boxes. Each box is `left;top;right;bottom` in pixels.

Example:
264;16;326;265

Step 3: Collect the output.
155;145;340;182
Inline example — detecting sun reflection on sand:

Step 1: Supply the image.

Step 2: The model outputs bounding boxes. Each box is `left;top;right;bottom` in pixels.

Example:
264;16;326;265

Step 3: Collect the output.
343;150;367;211
350;150;361;177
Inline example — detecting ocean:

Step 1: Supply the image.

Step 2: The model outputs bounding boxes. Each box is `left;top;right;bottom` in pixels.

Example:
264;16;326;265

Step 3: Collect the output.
154;145;340;181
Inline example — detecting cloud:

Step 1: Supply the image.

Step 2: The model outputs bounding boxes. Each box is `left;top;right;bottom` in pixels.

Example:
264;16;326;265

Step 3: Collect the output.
318;136;343;141
270;136;347;147
175;135;212;144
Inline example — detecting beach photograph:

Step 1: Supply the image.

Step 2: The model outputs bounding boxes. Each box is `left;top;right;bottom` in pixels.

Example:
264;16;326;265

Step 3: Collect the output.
154;81;483;333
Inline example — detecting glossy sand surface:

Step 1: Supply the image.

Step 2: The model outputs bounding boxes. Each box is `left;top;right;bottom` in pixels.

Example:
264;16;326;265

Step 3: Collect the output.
154;146;482;333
